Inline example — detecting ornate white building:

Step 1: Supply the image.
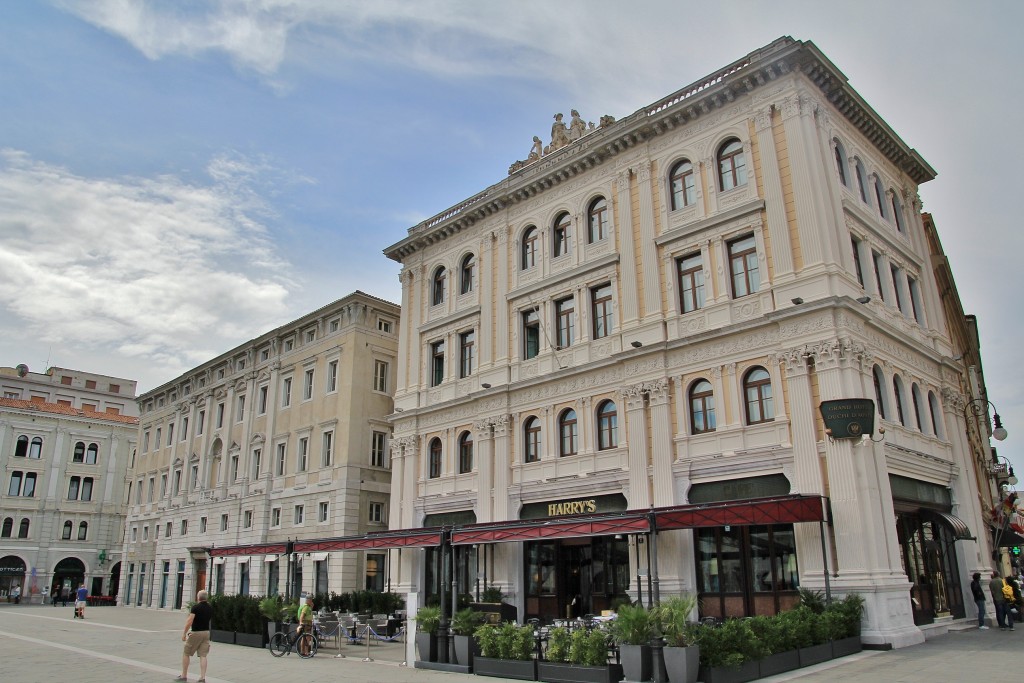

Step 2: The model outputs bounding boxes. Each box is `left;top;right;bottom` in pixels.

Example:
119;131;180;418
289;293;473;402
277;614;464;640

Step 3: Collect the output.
383;36;996;647
119;292;399;609
0;365;138;603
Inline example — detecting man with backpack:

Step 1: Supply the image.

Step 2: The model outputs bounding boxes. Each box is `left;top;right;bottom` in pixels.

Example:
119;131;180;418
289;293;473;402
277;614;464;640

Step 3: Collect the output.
990;571;1013;630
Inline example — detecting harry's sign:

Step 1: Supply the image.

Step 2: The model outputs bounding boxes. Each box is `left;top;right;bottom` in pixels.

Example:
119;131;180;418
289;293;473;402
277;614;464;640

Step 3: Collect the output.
547;499;598;516
819;399;876;439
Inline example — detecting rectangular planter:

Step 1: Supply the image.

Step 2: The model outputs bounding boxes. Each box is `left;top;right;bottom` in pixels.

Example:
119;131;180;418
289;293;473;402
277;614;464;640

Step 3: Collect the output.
538;661;623;683
798;642;833;667
696;661;759;683
417;632;438;663
210;629;235;644
618;644;651;683
662;645;699;683
474;656;538;681
453;634;475;667
234;632;263;648
831;637;862;659
757;650;800;678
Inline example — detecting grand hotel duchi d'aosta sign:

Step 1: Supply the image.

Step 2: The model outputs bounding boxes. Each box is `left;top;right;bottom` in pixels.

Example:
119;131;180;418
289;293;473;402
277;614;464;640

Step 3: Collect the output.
819;399;876;439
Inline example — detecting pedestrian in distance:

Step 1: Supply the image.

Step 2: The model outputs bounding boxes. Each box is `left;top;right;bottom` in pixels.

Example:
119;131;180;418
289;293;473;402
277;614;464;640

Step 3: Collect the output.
989;571;1012;630
74;583;88;619
60;585;70;607
971;572;989;629
178;589;212;683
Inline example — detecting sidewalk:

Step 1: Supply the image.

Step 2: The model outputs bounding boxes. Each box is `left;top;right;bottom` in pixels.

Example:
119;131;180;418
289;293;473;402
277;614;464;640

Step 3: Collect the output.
0;603;1014;683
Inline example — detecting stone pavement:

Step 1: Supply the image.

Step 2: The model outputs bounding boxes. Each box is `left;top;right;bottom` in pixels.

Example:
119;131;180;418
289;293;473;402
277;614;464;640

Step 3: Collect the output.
0;603;1016;683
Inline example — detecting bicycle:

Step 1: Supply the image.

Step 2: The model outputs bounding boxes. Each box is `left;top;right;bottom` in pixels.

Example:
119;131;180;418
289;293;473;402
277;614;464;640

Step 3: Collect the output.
269;625;318;658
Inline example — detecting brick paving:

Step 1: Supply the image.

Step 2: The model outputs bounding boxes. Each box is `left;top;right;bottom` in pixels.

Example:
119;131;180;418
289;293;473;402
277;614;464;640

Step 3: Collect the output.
0;604;1014;683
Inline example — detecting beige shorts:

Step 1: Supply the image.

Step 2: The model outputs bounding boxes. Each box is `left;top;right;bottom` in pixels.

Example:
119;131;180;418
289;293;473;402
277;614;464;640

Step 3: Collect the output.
75;600;86;609
184;630;211;657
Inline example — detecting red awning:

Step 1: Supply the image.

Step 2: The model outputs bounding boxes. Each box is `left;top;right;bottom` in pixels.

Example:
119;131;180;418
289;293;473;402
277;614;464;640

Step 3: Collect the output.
210;543;287;558
451;515;649;546
654;495;826;530
295;530;442;553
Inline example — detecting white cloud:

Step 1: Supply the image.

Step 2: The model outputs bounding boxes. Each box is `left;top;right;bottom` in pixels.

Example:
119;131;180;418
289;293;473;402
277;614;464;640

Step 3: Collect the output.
0;149;294;382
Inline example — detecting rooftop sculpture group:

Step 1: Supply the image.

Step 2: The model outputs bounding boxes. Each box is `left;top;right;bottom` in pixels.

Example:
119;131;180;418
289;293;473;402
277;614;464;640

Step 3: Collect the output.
509;109;616;175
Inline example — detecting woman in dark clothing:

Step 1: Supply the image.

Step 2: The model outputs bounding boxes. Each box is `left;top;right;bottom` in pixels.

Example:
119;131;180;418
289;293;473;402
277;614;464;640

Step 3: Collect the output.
971;573;988;628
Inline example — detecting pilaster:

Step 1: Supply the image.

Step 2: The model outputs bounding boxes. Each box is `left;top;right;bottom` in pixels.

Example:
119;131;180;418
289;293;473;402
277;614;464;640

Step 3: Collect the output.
616;169;640;325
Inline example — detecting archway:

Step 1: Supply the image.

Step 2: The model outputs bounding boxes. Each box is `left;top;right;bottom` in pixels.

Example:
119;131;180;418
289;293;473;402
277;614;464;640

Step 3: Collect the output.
53;557;86;597
108;562;122;599
0;555;26;601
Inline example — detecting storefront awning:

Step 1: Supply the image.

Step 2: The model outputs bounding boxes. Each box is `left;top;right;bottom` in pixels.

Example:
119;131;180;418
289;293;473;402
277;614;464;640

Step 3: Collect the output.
654;495;827;530
210;543;287;558
991;525;1024;548
263;555;278;562
919;509;974;541
452;514;649;546
295;529;441;553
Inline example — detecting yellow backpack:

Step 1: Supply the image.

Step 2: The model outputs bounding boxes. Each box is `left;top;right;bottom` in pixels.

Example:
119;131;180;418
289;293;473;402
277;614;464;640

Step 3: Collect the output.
1003;581;1015;601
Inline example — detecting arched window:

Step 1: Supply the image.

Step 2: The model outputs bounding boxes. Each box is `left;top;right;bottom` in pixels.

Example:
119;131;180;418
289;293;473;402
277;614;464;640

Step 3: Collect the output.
893;375;907;426
14;435;28;457
874;177;888;219
73;442;85;463
85;443;98;464
524;417;541;463
588;197;608;243
872;365;888;420
743;367;774;424
0;518;11;538
718;139;746;191
431;267;446;306
29;437;42;459
854;159;868;203
458;431;473;474
18;518;29;539
689;380;716;434
596;400;618;450
78;521;88;541
833;140;849;187
911;383;925;432
559;409;578;456
928;392;945;439
670;160;696;209
891;191;906;233
62;521;73;540
521;227;538;270
428;438;442;479
553;212;571;257
460;253;475;295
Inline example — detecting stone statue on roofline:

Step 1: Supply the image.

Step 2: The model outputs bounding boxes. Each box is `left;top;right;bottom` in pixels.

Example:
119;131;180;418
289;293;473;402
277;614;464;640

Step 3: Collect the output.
507;109;617;175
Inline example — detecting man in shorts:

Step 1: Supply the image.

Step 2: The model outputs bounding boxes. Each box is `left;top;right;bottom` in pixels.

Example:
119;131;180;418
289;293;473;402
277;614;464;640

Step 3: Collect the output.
178;590;212;682
296;594;313;656
74;583;88;618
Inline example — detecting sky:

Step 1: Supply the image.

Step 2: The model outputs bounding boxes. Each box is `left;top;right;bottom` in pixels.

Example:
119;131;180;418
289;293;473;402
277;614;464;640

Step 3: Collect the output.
0;1;1020;470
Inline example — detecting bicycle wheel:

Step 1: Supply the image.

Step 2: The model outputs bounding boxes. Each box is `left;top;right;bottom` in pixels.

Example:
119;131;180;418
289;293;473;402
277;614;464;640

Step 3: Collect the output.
269;632;288;657
297;632;317;658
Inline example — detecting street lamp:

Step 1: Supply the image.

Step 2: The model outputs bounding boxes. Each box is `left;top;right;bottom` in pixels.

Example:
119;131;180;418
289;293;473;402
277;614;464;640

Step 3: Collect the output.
966;398;1008;441
990;455;1018;486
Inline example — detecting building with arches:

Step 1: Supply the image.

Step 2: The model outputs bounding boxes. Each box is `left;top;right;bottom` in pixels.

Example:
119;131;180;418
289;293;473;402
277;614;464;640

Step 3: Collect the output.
382;37;998;647
119;291;399;609
0;365;138;603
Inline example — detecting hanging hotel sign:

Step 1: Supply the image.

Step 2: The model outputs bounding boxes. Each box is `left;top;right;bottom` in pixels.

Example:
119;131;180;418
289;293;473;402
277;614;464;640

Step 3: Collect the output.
819;399;875;439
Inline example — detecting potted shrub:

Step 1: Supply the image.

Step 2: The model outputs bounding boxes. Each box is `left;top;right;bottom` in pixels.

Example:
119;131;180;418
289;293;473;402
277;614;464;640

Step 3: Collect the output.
747;614;798;678
209;595;235;644
235;595;264;648
538;626;622;683
788;606;831;667
609;603;653;683
452;607;487;667
416;605;442;663
259;596;286;642
827;594;864;658
473;622;537;681
692;619;764;683
656;595;700;683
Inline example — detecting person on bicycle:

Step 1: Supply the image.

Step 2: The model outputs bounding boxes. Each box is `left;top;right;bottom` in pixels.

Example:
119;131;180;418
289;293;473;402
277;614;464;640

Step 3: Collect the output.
296;595;314;655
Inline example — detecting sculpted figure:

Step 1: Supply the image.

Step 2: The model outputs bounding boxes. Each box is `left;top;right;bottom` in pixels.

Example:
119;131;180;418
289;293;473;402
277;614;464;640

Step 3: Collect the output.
550;113;569;150
568;109;586;141
528;135;543;161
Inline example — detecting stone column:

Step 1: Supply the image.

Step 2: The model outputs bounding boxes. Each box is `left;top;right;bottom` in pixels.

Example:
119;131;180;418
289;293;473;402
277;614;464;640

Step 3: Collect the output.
475;419;495;523
648;379;674;507
622;384;651;508
634;161;662;323
396;269;415;394
615;169;640;326
495;227;511;366
491;415;512;521
754;105;795;279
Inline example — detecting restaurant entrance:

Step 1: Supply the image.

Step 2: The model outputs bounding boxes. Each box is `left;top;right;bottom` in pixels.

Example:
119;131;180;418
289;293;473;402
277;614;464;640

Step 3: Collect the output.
524;535;630;622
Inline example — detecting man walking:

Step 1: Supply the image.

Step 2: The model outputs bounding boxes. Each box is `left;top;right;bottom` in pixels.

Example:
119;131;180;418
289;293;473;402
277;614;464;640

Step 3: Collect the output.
989;571;1012;630
972;572;988;629
178;590;212;683
74;583;88;619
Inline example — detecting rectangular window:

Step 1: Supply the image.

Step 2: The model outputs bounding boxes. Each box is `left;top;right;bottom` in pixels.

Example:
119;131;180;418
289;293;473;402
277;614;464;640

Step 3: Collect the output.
197;410;205;435
378;319;393;333
147;477;155;502
181;519;187;536
591;284;613;339
155;428;161;448
284;338;293;351
872;251;886;302
68;476;80;500
181;417;188;440
220;514;228;531
135;479;143;504
8;472;22;497
200;517;207;533
431;340;445;386
728;235;760;298
329;319;339;332
281;377;292;407
131;527;138;543
677;253;706;313
167;423;174;445
165;521;172;538
369;501;385;524
260;348;270;361
258;385;268;414
294;505;304;525
891;265;906;313
303;368;314;400
22;472;36;497
251;448;261;477
160;473;167;497
321;431;333;467
143;526;149;541
216;402;225;428
327;360;338;393
319;501;329;523
555;297;575;349
172;469;181;495
85;379;96;389
230;455;239;481
236;395;245;422
371;431;387;468
271;508;281;527
243;510;253;528
298;437;308;472
459;331;475;378
276;443;286;475
523;309;540;358
80;477;92;501
190;465;198;489
908;277;924;325
306;329;315;343
142;431;150;453
851;237;865;288
373;360;388;392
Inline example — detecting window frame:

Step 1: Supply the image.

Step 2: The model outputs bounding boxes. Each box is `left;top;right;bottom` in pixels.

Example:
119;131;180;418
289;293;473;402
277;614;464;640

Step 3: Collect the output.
553;212;571;258
459;330;475;378
717;139;747;191
460;253;475;295
669;159;696;209
727;235;760;298
522;309;540;359
432;266;446;306
431;340;446;386
689;379;717;434
591;283;613;339
677;252;705;313
596;400;618;451
524;417;541;463
555;296;575;349
428;438;442;479
558;409;578;457
587;197;609;242
521;227;538;270
743;367;774;425
458;431;473;474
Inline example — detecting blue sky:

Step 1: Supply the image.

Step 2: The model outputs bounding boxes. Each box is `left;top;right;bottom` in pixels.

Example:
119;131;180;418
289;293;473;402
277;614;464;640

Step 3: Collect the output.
0;1;1021;469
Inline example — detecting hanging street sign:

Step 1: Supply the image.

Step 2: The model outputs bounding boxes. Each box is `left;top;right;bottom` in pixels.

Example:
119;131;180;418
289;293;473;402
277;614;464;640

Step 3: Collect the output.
819;399;876;439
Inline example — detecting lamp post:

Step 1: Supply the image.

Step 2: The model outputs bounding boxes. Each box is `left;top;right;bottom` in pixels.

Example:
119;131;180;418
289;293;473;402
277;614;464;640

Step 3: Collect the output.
990;456;1018;487
965;398;1008;442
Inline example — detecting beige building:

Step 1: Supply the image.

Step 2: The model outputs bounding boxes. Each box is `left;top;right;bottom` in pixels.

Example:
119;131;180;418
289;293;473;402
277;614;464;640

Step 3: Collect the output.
383;37;996;647
0;365;138;603
119;291;399;609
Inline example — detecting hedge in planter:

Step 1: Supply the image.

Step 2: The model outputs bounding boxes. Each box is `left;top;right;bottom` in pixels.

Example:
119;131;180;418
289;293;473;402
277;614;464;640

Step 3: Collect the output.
474;622;537;681
416;606;441;663
452;607;487;666
692;618;766;683
538;627;622;683
608;603;654;683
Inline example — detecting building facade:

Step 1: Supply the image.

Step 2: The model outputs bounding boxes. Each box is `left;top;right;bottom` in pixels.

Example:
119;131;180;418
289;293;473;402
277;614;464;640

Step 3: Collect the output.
119;291;399;609
383;37;995;647
0;365;138;603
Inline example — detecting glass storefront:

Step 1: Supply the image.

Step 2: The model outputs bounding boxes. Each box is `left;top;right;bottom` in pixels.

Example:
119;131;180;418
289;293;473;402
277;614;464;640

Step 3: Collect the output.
524;535;630;621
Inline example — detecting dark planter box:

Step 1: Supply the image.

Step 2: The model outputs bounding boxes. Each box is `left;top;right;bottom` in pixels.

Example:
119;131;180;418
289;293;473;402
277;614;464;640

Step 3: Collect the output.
235;632;263;648
831;636;862;659
662;646;699;683
618;644;650;683
417;632;438;662
210;629;235;644
453;634;479;667
696;661;759;683
538;661;623;683
798;642;833;667
758;650;800;677
474;656;538;681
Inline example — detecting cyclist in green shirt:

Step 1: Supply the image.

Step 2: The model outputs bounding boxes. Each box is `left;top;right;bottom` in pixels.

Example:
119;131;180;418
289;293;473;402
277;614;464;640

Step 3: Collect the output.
296;595;313;655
